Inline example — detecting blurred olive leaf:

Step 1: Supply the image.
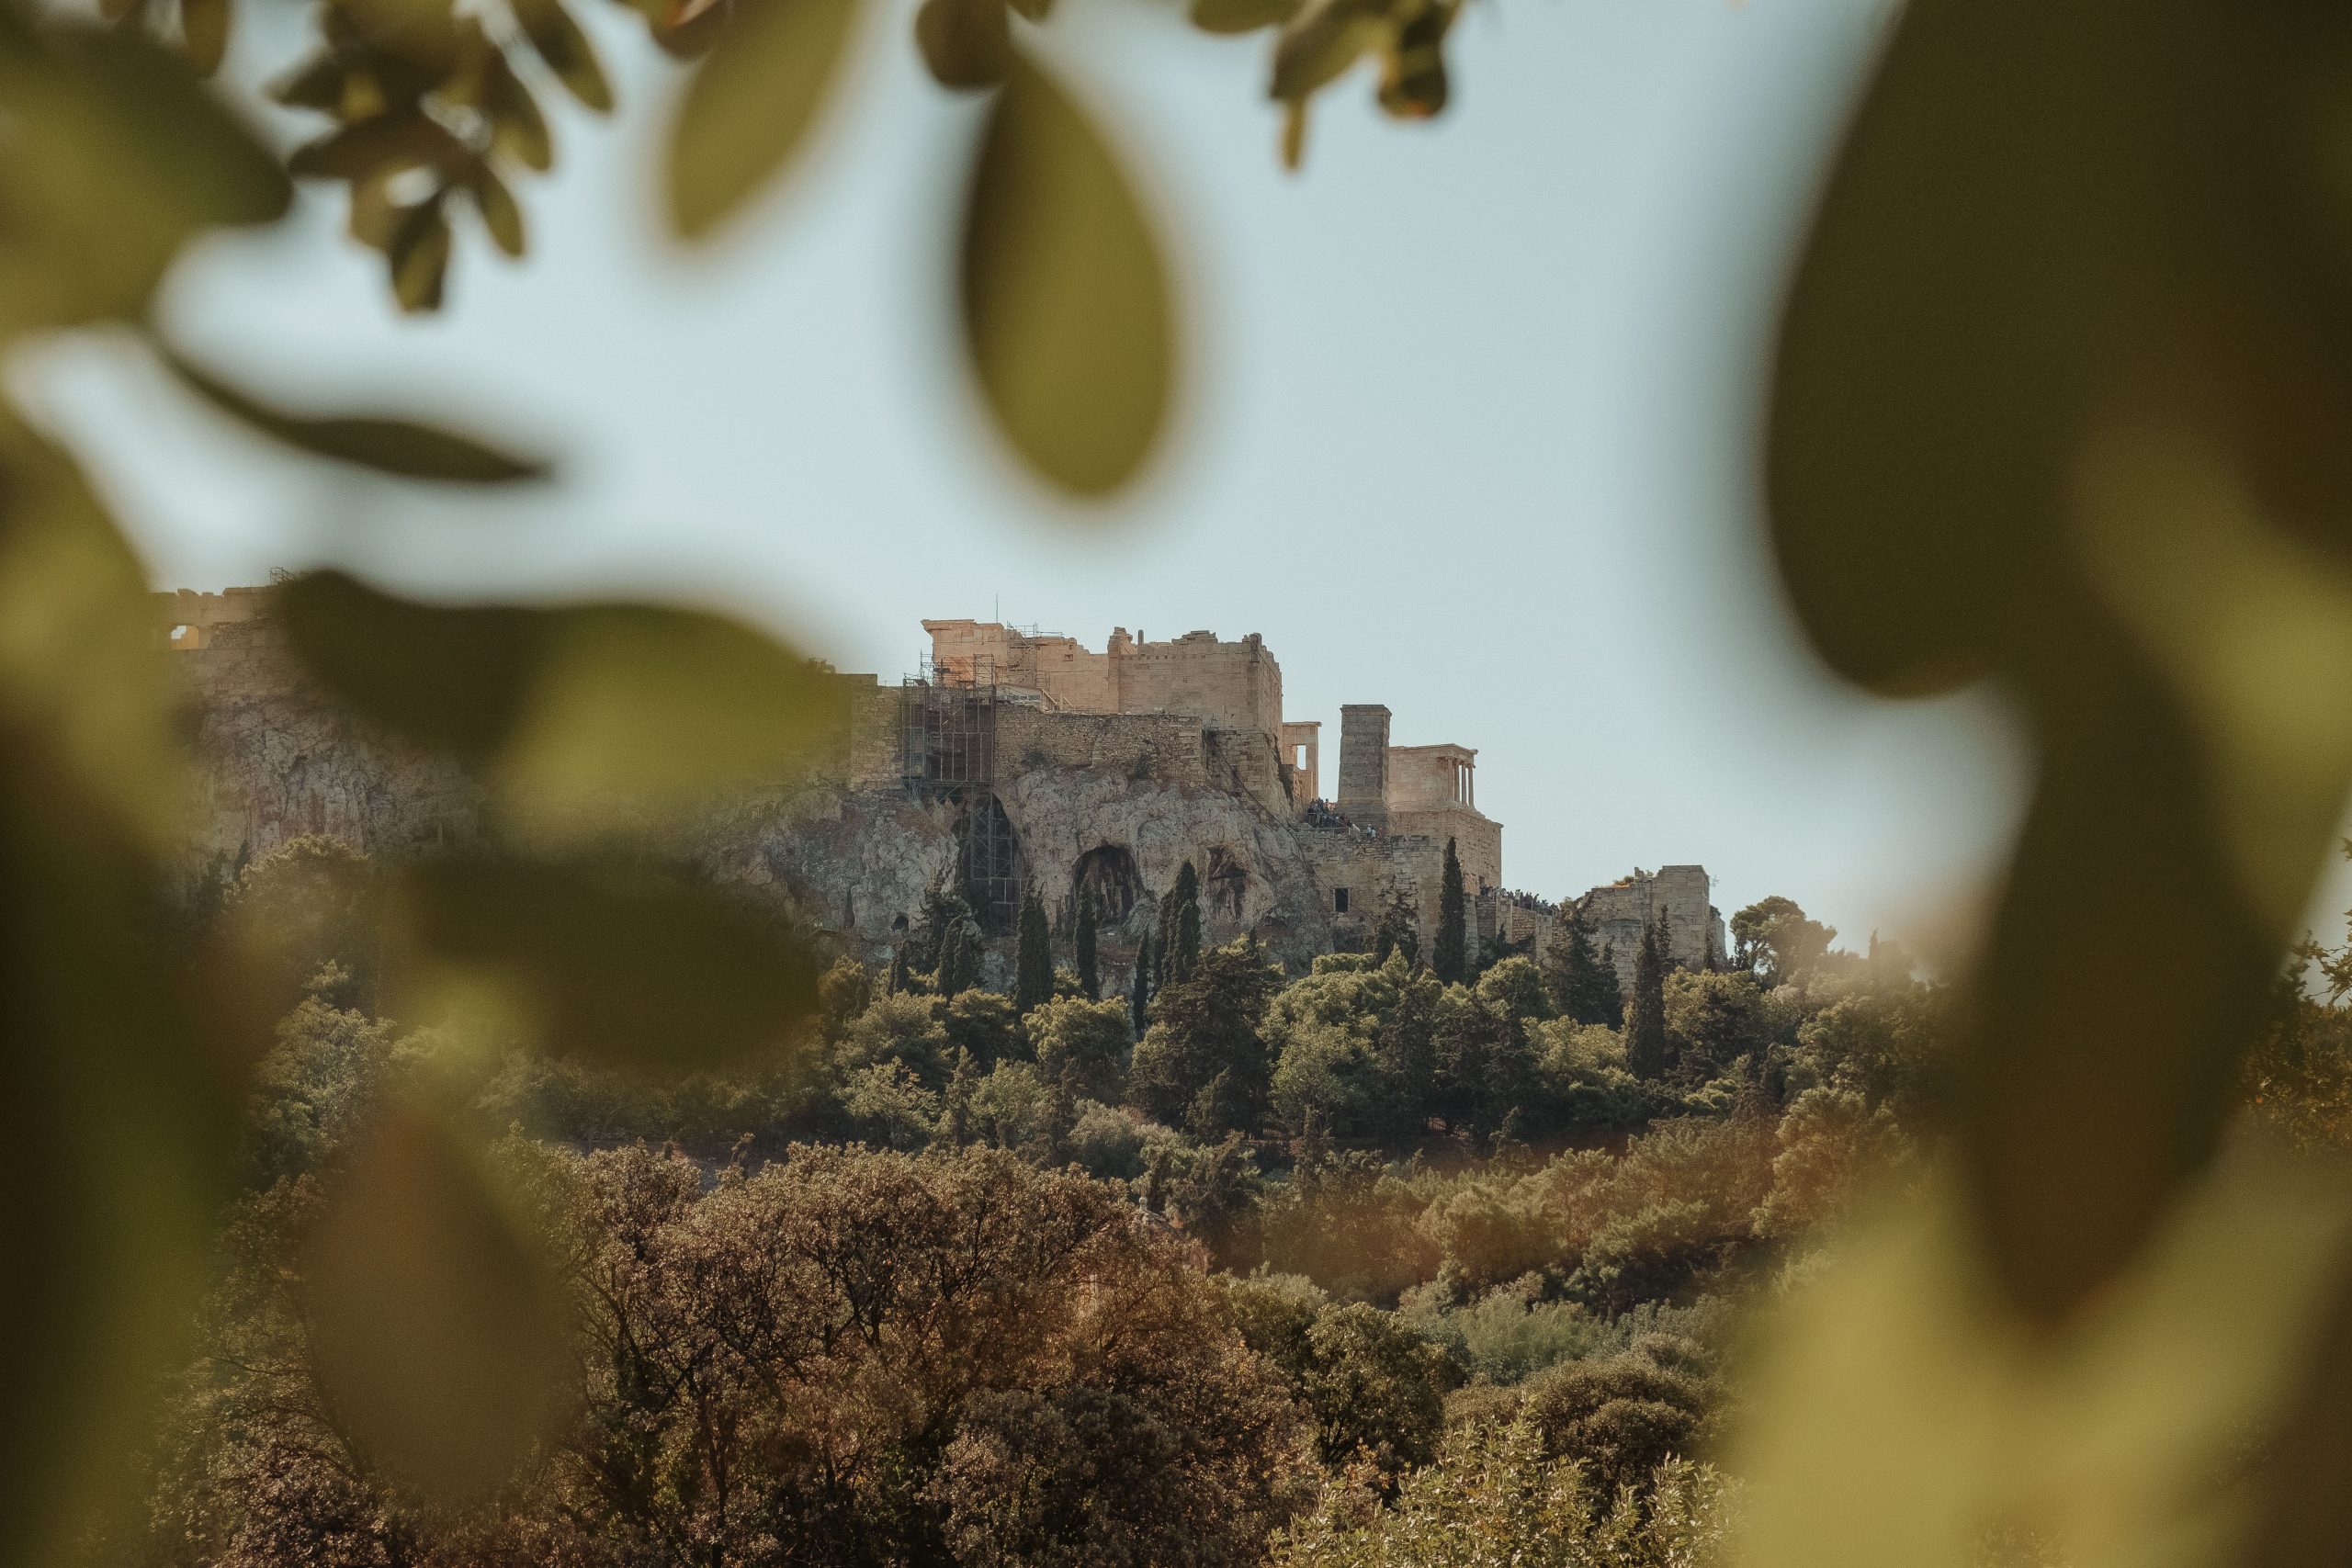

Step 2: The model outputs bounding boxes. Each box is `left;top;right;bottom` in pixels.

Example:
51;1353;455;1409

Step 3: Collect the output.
0;416;187;852
0;422;247;1566
1732;1158;2352;1568
465;161;528;255
510;0;613;111
1189;0;1298;38
915;0;1009;90
1766;0;2352;1325
392;852;821;1069
389;197;455;311
274;571;851;833
179;0;231;73
664;0;863;240
0;22;288;340
1266;0;1450;165
157;343;551;483
303;1097;576;1502
959;47;1175;498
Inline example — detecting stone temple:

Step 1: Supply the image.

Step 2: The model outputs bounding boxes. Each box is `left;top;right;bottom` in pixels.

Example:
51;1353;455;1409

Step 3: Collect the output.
160;592;1724;983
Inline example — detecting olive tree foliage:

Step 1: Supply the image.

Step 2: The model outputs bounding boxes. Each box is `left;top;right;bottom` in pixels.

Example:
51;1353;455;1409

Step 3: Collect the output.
150;1141;1320;1567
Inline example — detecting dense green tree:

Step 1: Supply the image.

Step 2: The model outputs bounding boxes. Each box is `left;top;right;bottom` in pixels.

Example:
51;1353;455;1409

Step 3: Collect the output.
1075;889;1100;999
1025;995;1131;1103
1730;895;1837;987
1433;839;1468;985
1225;1278;1453;1475
838;992;953;1088
1543;904;1624;1027
1432;987;1540;1141
944;987;1023;1069
1664;969;1778;1081
1476;955;1554;1023
1373;890;1419;966
887;943;911;997
1520;1337;1718;1502
1128;936;1283;1134
1014;883;1054;1014
1626;915;1673;1080
1374;970;1442;1135
818;955;874;1038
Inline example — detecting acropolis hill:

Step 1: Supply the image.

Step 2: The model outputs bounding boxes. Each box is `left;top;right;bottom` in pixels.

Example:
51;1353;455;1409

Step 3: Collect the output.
161;591;1724;984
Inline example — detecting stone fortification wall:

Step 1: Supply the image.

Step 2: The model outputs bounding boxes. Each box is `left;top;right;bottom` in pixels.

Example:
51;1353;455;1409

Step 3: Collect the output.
1385;803;1500;894
1576;864;1725;985
1113;629;1283;739
922;620;1283;739
994;705;1210;790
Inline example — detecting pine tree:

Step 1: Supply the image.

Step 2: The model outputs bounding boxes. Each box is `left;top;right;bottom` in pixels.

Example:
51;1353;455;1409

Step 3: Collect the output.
1131;932;1153;1033
1544;905;1623;1026
1173;897;1202;983
1432;837;1468;985
1626;913;1672;1079
1075;891;1099;999
1013;885;1053;1014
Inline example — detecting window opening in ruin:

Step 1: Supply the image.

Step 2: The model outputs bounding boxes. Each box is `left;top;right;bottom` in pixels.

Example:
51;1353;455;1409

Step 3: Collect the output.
1334;887;1350;913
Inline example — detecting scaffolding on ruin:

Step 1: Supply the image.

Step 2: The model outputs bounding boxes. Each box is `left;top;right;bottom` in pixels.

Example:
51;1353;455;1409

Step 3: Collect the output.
899;656;1021;930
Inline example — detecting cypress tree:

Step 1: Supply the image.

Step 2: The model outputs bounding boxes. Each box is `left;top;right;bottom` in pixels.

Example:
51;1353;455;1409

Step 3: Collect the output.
1374;890;1419;966
1075;890;1100;999
940;920;982;999
1173;897;1202;982
1155;861;1199;987
940;1046;978;1146
1432;838;1468;985
887;944;910;997
1131;932;1153;1032
1626;912;1672;1079
1046;1060;1080;1165
1544;905;1623;1027
1013;884;1053;1014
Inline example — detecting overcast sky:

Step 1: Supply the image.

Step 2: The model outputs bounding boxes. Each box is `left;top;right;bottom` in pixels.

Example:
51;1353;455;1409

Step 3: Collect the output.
26;0;2067;955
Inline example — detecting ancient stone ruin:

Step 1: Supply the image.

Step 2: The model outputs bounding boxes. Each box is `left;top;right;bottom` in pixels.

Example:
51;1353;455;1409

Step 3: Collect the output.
159;592;1724;985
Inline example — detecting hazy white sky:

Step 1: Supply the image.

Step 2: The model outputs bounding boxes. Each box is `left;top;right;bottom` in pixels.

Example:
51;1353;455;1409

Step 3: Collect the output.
28;0;2055;952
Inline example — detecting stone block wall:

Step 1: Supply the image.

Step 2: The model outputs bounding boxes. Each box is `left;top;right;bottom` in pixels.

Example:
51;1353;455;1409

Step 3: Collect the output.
1575;864;1726;986
1385;802;1500;894
1337;705;1391;828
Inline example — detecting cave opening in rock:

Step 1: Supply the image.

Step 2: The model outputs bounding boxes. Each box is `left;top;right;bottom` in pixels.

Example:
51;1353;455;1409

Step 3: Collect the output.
1072;843;1144;926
